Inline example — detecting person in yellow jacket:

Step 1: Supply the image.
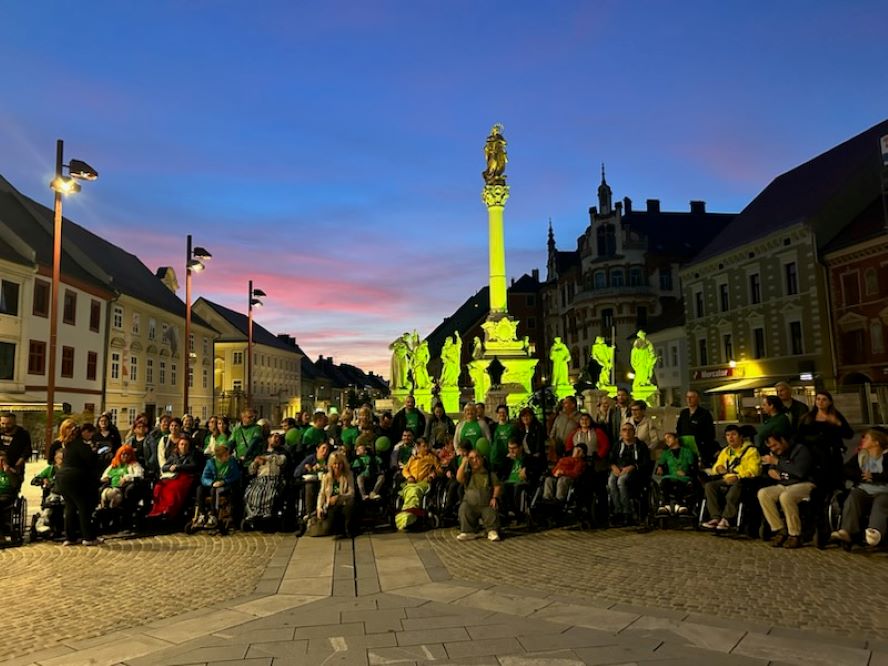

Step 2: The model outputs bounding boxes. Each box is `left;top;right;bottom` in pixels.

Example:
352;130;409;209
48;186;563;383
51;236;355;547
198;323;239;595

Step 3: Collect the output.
397;437;441;531
702;425;762;530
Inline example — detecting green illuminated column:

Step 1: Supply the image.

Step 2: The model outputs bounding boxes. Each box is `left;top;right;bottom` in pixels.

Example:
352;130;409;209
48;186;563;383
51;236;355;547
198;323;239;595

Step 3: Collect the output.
483;184;510;314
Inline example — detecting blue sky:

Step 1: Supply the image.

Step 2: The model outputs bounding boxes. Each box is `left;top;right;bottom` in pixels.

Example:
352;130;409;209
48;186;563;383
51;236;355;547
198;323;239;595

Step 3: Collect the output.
1;1;886;375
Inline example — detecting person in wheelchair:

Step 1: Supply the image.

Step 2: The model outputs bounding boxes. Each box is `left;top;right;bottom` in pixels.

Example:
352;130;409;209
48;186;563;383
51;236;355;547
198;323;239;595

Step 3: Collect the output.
242;432;289;529
498;437;541;523
99;445;145;509
653;433;698;516
0;452;21;539
608;423;651;525
395;437;441;531
757;433;816;549
293;441;331;522
195;443;241;529
702;425;761;530
543;443;588;504
831;427;888;550
32;448;64;536
352;441;385;501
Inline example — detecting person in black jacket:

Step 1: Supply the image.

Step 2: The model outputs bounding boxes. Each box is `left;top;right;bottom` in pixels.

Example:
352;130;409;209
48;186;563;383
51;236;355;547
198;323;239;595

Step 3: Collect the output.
607;422;651;525
392;395;426;439
675;390;716;467
756;433;815;549
0;411;32;478
54;418;100;546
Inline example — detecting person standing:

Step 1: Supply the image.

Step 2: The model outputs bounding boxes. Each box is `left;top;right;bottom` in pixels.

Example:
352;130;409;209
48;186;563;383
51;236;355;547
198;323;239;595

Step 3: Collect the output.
675;390;716;466
775;382;809;431
392;395;426;439
55;419;100;546
0;411;32;477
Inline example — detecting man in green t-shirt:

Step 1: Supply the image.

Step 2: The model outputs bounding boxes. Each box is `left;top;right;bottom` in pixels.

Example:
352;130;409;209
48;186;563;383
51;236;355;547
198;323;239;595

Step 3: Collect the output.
231;408;263;464
393;395;426;439
491;404;514;469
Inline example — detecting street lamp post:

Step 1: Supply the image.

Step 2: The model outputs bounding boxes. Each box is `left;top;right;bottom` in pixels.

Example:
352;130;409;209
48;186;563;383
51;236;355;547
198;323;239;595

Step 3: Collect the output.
247;281;266;409
183;235;211;416
45;139;98;452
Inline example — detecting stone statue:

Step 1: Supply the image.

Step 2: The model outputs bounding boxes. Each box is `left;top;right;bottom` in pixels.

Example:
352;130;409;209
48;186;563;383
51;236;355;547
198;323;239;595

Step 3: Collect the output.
472;336;483;360
630;329;657;389
590;336;615;388
469;361;490;404
439;332;462;388
549;337;571;387
412;340;432;390
389;332;412;391
483;123;508;185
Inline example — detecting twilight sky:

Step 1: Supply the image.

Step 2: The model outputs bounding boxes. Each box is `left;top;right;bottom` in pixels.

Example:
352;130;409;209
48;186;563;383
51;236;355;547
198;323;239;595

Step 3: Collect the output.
1;1;886;377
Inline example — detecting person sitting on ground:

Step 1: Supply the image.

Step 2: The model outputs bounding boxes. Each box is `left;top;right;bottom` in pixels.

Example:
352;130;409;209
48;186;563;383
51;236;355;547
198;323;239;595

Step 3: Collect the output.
607;422;651;525
757;433;816;549
456;448;502;542
543;442;588;504
702;424;761;530
31;448;64;535
147;436;198;519
390;429;416;472
352;441;385;501
242;432;288;527
195;443;241;528
755;396;793;452
99;444;145;509
831;427;888;550
310;452;355;537
294;441;331;521
653;432;698;516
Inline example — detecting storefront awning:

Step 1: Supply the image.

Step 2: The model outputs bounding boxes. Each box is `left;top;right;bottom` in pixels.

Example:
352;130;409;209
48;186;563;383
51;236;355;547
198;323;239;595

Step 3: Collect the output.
704;377;779;394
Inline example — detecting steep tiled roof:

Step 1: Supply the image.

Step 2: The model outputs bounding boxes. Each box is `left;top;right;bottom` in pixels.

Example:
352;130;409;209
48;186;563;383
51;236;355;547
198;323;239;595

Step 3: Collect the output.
196;298;297;352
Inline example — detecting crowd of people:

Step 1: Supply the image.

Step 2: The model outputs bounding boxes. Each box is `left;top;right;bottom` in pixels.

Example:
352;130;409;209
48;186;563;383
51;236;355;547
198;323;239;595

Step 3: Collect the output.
0;381;884;552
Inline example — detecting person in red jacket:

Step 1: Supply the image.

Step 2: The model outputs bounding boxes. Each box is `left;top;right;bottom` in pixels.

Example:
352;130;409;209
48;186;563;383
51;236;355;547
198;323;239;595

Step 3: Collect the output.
542;443;588;503
566;413;610;524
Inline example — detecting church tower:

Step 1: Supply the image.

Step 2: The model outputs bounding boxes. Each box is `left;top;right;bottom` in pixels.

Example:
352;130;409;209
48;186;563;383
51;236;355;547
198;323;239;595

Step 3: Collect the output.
597;163;612;216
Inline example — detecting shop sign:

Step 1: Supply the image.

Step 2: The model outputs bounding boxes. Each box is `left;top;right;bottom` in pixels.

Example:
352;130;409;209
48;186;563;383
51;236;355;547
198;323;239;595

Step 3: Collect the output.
692;366;743;380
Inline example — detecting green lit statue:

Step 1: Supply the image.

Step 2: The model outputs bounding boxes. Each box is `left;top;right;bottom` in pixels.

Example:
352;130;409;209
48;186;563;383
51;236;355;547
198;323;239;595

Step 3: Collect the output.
591;336;614;388
469;360;490;404
389;332;412;391
630;330;658;389
439;332;462;388
412;338;432;390
483;123;508;185
549;337;571;387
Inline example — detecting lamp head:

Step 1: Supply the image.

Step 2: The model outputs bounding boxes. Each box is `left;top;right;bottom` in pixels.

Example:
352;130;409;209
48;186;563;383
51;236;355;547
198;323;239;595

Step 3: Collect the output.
188;259;206;273
251;298;264;308
193;246;212;261
252;288;267;298
67;159;99;181
50;176;81;195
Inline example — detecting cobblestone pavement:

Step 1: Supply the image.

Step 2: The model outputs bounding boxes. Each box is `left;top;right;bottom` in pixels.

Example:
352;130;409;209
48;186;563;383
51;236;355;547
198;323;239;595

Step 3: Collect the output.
425;525;888;641
0;532;285;661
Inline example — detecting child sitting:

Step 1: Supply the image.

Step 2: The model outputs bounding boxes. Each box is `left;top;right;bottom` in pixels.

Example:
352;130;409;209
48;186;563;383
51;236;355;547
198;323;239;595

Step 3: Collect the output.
352;442;385;500
196;444;241;528
654;432;698;515
31;449;64;534
100;445;145;509
542;442;587;503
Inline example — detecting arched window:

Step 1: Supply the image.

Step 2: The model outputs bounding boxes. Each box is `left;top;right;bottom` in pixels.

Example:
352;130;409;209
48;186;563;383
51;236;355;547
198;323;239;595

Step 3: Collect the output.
629;267;644;287
594;271;606;289
610;269;625;288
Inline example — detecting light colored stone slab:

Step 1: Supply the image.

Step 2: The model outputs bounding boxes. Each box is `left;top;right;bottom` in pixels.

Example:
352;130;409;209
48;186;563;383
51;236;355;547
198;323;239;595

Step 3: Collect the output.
531;601;639;633
500;650;584;666
390;582;478;603
39;633;174;666
142;608;256;644
278;576;333;597
230;593;325;617
732;632;870;666
368;643;448;664
453;589;552;617
624;615;745;652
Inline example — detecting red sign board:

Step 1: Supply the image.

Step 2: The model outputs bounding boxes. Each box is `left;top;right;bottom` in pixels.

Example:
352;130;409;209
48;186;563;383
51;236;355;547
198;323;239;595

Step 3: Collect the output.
692;367;740;381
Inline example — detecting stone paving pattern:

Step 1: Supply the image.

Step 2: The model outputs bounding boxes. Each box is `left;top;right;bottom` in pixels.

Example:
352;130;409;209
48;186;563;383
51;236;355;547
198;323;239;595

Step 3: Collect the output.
426;526;888;641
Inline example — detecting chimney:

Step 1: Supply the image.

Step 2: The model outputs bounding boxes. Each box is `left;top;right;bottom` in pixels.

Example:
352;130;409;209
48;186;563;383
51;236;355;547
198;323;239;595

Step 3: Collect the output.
511;277;515;286
623;197;632;213
531;268;539;281
646;199;660;214
690;200;706;214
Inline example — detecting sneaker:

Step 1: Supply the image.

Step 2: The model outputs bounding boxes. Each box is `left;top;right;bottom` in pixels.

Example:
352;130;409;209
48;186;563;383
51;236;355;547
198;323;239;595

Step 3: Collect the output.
456;532;481;541
368;492;380;501
487;530;501;542
82;539;102;546
35;523;51;534
62;540;77;547
206;516;218;528
676;505;689;515
829;529;851;544
656;505;671;516
866;528;882;547
702;519;720;529
716;518;730;531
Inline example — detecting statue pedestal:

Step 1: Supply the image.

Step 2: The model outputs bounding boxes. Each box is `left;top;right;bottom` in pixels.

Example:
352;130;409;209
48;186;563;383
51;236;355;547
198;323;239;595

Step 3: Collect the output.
439;386;460;417
553;383;574;401
597;384;618;398
413;388;433;414
390;389;412;412
632;384;659;406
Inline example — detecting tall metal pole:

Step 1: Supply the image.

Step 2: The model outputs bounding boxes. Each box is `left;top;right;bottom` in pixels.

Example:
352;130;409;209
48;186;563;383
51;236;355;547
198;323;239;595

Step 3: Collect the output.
45;139;64;454
184;234;192;416
247;279;253;409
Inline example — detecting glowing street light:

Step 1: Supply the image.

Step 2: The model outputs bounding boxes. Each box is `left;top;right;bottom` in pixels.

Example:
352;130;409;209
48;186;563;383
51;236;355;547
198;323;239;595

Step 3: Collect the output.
247;281;266;408
184;235;211;415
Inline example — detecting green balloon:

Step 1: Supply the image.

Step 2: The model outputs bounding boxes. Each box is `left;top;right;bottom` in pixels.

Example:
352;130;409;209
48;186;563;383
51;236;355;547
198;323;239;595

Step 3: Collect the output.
375;436;392;453
474;437;490;458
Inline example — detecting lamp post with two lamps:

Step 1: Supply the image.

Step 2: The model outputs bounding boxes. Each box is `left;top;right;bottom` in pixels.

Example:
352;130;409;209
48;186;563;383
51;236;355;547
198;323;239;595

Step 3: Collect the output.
247;281;266;409
45;140;98;451
183;235;211;416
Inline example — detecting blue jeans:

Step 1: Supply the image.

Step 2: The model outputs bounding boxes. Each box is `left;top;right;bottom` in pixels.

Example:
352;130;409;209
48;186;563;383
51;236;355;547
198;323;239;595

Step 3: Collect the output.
608;471;634;515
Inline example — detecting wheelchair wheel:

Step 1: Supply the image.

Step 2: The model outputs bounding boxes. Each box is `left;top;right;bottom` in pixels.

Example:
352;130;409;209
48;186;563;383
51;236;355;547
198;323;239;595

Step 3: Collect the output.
184;521;196;535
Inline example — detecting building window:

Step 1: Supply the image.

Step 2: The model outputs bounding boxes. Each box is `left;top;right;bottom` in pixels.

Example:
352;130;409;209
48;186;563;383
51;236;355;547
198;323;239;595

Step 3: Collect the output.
0;280;20;316
109;408;118;425
84;403;95;415
203;337;209;356
233;379;242;392
753;327;766;359
59;348;73;380
113;306;124;330
148;318;156;341
594;271;606;289
657;348;665;368
629;267;644;287
202;368;208;389
159;360;166;385
670;345;679;367
694;291;704;318
171;363;177;386
33;280;49;317
111;352;120;380
132;312;141;336
596;224;616;257
62;290;76;325
87;351;98;381
636;306;648;329
785;262;799;296
0;342;13;380
865;268;879;296
201;406;208;421
610;269;624;288
161;323;169;343
749;273;761;305
527;317;536;329
146;358;154;384
722;334;733;362
601;308;614;334
188;365;194;388
28;340;46;375
233;351;243;365
130;356;138;382
871;321;885;355
789;321;803;355
841;272;860;306
128;408;136;425
659;269;673;291
526;294;536;306
90;299;101;332
719;283;729;312
698;338;708;366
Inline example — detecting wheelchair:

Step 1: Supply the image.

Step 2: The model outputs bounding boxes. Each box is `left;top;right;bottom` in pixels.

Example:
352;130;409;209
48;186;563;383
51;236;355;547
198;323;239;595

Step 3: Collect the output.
93;480;151;535
185;485;235;536
530;466;597;530
392;474;442;531
647;476;702;531
0;495;27;547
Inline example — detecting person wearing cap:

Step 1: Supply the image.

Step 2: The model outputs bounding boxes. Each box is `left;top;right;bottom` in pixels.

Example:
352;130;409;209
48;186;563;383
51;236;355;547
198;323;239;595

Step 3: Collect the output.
775;382;809;431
